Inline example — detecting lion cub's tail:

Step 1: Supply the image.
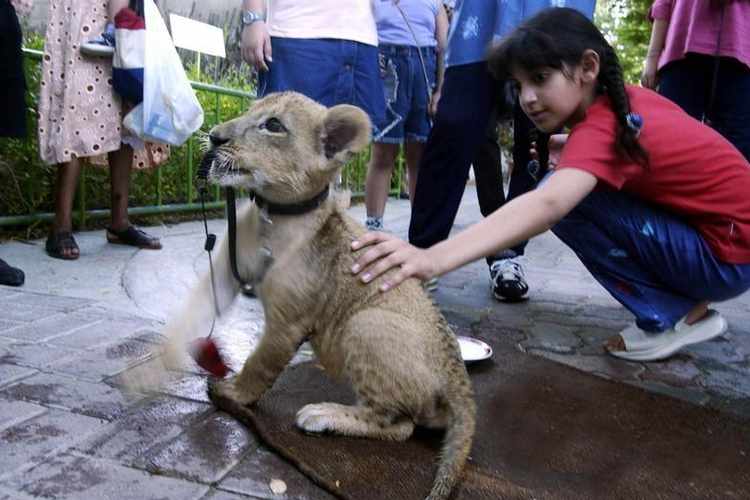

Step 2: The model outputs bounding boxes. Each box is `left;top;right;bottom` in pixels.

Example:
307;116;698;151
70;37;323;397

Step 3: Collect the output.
427;377;476;500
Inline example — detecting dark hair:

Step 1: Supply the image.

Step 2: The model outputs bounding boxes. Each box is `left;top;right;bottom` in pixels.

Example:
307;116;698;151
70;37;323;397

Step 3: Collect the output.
488;7;649;168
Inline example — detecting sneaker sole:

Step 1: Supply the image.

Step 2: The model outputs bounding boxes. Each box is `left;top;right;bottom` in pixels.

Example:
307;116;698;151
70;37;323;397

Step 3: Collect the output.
609;315;728;362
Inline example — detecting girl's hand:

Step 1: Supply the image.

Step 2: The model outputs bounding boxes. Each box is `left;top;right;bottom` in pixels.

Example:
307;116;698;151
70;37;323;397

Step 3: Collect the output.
350;232;436;292
641;56;659;89
429;89;442;117
530;134;568;170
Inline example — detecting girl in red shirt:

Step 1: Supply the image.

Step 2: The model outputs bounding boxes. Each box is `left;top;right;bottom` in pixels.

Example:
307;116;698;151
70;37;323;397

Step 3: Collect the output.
349;7;750;362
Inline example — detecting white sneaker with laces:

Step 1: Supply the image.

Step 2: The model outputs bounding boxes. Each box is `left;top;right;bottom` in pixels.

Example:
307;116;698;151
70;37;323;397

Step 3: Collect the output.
489;256;528;302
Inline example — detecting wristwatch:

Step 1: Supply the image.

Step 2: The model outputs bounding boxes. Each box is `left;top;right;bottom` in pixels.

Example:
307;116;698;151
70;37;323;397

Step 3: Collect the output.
241;10;266;27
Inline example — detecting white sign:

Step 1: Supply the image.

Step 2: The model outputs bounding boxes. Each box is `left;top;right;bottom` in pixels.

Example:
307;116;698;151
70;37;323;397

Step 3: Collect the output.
169;14;226;58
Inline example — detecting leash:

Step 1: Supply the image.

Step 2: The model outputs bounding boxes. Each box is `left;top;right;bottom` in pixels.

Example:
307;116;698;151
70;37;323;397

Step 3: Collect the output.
392;0;433;107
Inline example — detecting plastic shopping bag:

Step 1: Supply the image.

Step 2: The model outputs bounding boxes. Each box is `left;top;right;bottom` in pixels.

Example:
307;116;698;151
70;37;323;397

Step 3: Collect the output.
124;0;203;146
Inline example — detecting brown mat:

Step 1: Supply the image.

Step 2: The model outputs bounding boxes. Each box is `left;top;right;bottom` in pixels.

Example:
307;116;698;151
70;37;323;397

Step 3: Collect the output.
210;328;750;500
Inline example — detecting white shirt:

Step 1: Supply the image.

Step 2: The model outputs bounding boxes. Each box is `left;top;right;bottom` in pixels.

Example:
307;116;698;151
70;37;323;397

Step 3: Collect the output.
267;0;378;47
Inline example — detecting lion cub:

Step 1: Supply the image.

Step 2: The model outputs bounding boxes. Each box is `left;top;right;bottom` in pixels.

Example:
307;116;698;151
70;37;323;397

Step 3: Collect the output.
163;92;475;500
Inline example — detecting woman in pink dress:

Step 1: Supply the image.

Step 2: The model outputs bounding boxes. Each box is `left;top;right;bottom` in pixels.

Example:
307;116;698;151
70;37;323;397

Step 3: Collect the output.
39;0;168;260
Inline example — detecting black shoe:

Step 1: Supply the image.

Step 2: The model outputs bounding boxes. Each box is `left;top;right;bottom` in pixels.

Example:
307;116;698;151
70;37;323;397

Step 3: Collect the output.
0;258;25;287
489;257;528;302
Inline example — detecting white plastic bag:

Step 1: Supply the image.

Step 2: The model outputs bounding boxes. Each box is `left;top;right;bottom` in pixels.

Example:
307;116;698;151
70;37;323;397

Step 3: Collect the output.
124;0;203;146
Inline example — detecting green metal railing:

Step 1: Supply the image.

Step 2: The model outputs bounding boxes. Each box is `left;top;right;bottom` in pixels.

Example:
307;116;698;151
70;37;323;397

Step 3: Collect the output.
0;48;405;229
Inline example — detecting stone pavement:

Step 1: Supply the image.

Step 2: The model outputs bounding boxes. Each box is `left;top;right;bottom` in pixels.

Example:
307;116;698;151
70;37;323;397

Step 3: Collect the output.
1;187;749;499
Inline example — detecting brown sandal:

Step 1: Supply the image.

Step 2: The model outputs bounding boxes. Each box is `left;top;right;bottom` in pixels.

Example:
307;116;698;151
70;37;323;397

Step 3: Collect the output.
45;231;80;260
106;225;162;250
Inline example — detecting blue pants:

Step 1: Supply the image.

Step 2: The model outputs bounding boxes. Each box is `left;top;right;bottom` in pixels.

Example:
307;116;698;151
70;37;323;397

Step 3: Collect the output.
659;54;750;162
551;186;750;332
375;44;436;143
408;62;547;263
257;37;385;130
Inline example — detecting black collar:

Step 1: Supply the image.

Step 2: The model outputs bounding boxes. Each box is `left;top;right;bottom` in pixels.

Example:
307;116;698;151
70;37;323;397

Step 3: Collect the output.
251;186;330;216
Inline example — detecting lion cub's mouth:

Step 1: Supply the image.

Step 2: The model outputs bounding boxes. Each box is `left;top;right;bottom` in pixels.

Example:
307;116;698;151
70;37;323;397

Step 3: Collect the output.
198;148;262;189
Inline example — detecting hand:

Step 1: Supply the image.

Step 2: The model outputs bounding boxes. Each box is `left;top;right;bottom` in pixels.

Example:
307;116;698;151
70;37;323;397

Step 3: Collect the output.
241;23;272;72
529;134;568;170
350;231;436;292
429;89;441;117
640;57;659;89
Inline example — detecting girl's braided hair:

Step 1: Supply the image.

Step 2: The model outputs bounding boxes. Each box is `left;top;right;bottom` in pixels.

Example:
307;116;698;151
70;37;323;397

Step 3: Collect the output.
488;7;649;168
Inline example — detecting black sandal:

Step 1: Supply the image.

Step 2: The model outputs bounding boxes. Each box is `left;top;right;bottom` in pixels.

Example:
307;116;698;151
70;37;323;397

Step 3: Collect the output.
45;231;80;260
106;225;162;250
0;258;25;286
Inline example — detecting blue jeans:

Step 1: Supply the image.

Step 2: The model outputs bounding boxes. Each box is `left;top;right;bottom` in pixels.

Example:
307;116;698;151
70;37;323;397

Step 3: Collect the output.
659;54;750;162
375;44;436;143
551;185;750;332
257;37;385;131
408;62;547;264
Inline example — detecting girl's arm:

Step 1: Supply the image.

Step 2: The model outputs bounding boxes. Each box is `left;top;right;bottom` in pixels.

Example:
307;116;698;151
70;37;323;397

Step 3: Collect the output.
641;18;668;89
351;168;598;291
429;3;450;116
10;0;33;18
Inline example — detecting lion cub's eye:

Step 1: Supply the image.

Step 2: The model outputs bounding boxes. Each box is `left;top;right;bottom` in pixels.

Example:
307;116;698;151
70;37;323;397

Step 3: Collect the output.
260;117;287;134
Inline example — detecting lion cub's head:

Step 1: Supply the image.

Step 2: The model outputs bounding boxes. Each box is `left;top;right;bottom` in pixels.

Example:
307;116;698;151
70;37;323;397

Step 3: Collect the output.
205;92;371;203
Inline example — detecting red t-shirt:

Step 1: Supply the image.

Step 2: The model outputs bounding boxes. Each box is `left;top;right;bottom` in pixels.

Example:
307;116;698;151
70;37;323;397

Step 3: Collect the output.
558;85;750;264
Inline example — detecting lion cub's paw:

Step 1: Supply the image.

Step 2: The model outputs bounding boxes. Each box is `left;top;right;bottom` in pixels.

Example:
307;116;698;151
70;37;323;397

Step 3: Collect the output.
209;377;258;407
295;403;345;434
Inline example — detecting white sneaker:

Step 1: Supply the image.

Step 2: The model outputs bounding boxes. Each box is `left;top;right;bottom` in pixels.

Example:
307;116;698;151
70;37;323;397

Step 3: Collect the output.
608;310;728;362
489;256;528;302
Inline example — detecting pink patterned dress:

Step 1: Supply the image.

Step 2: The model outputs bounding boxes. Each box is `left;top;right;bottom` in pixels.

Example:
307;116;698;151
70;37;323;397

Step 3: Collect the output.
37;0;168;168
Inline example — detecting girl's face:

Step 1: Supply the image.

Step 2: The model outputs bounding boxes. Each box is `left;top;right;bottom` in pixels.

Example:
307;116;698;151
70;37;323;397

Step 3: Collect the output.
511;51;600;133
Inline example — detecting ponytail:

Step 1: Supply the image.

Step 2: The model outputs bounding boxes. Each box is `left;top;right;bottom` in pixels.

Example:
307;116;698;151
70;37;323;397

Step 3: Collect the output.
598;45;649;168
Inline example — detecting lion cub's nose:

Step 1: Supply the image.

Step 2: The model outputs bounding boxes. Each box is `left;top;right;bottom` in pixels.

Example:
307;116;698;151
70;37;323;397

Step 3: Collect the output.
209;134;230;147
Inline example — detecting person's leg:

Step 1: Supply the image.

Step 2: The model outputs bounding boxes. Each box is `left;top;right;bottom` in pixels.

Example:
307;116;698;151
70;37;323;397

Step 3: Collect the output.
408;62;496;249
364;142;400;230
108;144;131;232
106;144;161;248
552;188;750;332
708;57;750;162
657;55;709;121
403;141;423;203
47;159;82;260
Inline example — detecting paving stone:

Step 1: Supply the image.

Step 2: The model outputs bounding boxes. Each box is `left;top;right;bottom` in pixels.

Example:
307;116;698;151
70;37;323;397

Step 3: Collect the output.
640;358;703;388
0;342;80;371
0;408;107;478
0;399;47;432
1;311;104;343
529;350;645;382
0;303;61;324
624;380;711;408
0;372;138;421
53;337;154;382
138;412;257;483
683;336;746;365
49;317;157;350
218;445;336;500
0;485;37;500
0;289;21;300
0;363;37;389
4;292;92;312
3;452;208;500
698;366;750;399
0;319;22;332
200;488;257;500
521;321;582;354
74;396;213;465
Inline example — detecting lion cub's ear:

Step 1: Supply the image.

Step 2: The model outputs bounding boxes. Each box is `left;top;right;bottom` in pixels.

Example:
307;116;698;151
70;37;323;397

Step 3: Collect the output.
321;105;371;165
